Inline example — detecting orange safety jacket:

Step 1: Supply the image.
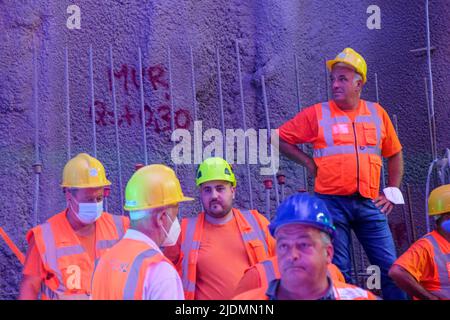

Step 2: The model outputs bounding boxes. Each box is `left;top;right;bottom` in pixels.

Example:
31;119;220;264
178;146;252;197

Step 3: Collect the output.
179;208;274;300
313;100;385;199
422;232;450;299
26;210;128;300
234;279;378;300
91;237;172;300
252;256;345;291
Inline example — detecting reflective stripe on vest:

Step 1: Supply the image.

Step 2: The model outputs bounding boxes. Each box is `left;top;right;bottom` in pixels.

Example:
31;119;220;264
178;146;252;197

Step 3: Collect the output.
40;222;67;297
333;285;370;300
96;215;124;251
40;283;90;300
424;234;450;298
97;239;119;250
122;249;159;300
111;214;125;238
180;216;200;294
240;210;269;255
180;210;269;298
261;259;277;285
314;101;382;158
39;214;124;300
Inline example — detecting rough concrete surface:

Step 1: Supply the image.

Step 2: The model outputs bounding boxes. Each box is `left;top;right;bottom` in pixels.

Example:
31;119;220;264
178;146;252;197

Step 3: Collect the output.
0;1;449;298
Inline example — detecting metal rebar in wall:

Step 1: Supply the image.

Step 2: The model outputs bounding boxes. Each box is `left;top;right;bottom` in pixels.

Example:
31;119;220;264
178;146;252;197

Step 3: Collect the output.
109;45;124;215
425;0;437;160
167;47;178;174
138;47;148;165
261;75;280;209
190;46;199;126
89;45;97;158
235;39;254;209
324;58;330;101
294;54;308;191
64;47;72;161
190;45;203;164
392;114;413;246
405;183;417;242
424;77;437;161
32;43;41;227
216;47;226;156
263;179;273;220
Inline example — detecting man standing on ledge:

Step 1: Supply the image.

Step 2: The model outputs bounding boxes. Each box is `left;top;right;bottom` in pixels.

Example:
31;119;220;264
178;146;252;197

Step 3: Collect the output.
272;48;406;299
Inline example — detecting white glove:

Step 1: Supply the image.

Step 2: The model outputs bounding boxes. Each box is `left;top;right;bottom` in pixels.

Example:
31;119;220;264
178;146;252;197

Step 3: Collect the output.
383;187;405;205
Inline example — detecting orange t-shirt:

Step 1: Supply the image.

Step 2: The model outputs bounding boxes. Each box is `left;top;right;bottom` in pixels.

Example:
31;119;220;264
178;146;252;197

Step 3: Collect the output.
234;265;261;296
277;100;402;158
394;230;450;295
23;231;96;279
194;217;252;300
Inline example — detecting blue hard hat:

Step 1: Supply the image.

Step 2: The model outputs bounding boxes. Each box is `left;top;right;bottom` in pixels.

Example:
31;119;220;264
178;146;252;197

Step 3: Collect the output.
269;193;336;238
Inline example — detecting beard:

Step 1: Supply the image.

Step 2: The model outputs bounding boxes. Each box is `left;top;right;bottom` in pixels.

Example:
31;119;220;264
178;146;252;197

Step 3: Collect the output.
204;200;232;217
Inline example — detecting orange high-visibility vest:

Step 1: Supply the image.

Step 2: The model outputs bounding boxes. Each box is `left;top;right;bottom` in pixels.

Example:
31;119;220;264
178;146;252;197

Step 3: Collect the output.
234;280;378;300
180;208;274;300
422;233;450;299
253;256;345;291
27;210;128;300
313;100;385;199
91;237;171;300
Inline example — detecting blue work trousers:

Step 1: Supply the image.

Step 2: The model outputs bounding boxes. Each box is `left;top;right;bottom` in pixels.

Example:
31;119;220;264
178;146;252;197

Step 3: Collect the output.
316;193;407;300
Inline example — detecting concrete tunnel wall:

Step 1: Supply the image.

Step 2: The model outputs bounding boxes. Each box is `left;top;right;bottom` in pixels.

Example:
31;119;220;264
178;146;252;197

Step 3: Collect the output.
0;1;449;298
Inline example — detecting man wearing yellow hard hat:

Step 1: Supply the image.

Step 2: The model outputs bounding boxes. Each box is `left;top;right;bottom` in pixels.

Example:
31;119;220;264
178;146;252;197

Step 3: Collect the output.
164;157;276;300
19;153;129;300
273;48;406;299
389;184;450;300
92;164;193;300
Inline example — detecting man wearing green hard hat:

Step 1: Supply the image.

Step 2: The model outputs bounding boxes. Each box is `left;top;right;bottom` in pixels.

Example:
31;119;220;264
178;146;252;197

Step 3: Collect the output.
92;164;193;300
165;157;276;300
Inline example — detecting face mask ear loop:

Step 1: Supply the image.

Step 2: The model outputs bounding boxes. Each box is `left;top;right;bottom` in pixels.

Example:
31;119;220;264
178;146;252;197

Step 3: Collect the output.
68;194;78;215
161;213;172;238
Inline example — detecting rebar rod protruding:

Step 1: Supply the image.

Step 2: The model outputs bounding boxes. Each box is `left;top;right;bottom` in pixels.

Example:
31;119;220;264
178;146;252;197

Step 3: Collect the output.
261;75;280;207
109;45;124;215
89;45;97;158
425;0;437;160
167;47;178;173
32;43;41;226
294;54;308;191
64;47;72;161
235;39;254;209
263;179;273;220
216;47;226;155
138;47;148;165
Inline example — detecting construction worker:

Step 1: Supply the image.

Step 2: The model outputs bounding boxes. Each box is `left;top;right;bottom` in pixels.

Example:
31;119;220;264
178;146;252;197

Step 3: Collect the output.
389;184;450;300
273;48;406;299
164;157;276;300
91;164;193;300
234;193;378;300
234;255;346;296
19;153;129;300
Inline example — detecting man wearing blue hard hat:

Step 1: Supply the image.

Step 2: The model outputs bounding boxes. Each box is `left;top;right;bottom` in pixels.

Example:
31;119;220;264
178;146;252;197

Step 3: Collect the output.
234;193;378;300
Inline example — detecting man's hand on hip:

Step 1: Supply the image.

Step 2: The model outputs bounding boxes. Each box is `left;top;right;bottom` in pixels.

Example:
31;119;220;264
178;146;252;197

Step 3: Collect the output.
373;194;394;215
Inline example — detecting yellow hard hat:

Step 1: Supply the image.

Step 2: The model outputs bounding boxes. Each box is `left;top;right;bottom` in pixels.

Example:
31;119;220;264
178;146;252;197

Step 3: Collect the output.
61;153;111;188
326;48;367;84
124;164;194;211
428;184;450;216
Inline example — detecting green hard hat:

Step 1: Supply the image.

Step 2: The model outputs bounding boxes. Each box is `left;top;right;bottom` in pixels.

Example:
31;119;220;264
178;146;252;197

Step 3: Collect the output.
196;157;236;187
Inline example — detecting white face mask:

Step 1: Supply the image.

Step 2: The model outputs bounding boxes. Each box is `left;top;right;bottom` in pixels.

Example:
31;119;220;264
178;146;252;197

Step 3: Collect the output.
70;198;103;224
160;214;181;247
